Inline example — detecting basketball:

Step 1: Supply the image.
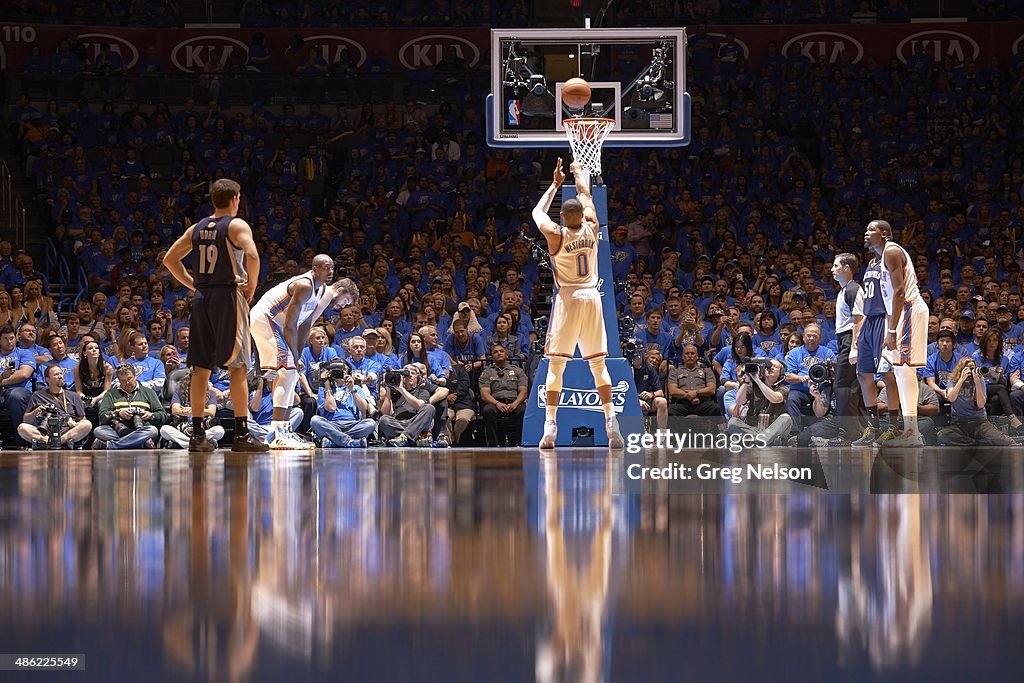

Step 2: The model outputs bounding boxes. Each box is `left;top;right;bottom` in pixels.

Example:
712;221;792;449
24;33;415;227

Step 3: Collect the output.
562;78;592;109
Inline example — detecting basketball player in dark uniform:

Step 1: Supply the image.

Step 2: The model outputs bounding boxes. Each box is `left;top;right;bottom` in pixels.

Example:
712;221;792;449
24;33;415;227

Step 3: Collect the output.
163;179;269;453
849;221;897;447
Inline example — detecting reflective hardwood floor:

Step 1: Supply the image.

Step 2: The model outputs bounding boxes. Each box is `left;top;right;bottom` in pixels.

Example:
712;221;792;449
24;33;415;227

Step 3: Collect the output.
2;447;1024;682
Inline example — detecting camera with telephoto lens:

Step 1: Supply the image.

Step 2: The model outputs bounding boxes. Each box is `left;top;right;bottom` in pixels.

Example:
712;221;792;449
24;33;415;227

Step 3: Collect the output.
105;406;145;437
741;357;773;377
37;405;66;449
321;360;351;385
808;360;835;384
384;369;411;387
978;365;993;377
622;337;642;360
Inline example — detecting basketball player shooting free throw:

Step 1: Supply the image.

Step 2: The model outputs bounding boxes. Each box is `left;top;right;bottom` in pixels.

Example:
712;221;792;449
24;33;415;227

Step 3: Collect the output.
532;158;624;450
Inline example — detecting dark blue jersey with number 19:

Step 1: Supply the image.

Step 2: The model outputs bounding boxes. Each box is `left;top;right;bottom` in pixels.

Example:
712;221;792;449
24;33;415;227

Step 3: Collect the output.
861;256;887;318
191;215;246;287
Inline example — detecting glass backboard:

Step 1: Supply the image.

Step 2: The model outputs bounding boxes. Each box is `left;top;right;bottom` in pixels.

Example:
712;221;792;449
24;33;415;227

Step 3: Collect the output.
486;27;690;148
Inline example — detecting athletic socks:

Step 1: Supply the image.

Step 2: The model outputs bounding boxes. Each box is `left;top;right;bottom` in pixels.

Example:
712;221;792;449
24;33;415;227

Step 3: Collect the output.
887;410;902;431
192;417;204;435
867;406;880;429
602;402;615;421
545;406;557;422
235;416;249;435
904;414;918;434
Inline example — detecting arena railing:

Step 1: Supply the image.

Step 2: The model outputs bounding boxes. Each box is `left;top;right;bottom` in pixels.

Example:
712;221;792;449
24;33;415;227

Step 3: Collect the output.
0;162;27;252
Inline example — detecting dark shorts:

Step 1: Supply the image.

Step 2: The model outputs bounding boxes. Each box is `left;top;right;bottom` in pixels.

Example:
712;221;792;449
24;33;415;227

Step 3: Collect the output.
856;315;886;374
188;286;251;371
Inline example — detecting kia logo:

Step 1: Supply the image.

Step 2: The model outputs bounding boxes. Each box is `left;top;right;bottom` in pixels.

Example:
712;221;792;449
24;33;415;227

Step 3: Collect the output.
708;33;750;58
782;31;863;64
79;33;140;70
1013;33;1024;56
897;30;979;64
398;34;481;70
304;35;367;67
171;35;249;73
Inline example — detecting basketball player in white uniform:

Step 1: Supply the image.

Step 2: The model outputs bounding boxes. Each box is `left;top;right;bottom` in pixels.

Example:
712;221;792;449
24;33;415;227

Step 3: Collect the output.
868;219;929;447
532;158;624;450
251;254;359;448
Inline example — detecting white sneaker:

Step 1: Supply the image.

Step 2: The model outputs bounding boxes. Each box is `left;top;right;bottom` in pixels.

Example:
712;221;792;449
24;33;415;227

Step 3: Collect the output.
539;420;557;449
606;417;624;450
269;430;312;450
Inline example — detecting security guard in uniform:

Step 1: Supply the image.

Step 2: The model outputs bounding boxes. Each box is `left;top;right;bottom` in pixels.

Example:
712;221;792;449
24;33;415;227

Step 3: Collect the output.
667;344;719;416
478;343;529;446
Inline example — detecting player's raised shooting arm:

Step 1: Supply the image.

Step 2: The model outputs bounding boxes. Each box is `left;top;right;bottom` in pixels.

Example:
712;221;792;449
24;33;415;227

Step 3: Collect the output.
162;226;196;292
228;218;261;302
532;158;565;239
569;161;598;225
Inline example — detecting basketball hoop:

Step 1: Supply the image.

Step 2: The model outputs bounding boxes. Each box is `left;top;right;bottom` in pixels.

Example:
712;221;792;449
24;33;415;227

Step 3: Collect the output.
563;117;615;177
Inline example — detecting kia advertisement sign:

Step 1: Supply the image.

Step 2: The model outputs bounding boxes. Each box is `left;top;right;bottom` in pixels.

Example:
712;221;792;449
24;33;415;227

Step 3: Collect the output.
896;30;980;64
782;31;864;64
398;34;481;70
78;32;140;70
170;35;249;72
0;22;1021;77
304;35;367;67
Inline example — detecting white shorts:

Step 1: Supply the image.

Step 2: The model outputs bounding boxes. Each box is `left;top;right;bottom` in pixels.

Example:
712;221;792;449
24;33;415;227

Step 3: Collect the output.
544;288;608;359
883;300;929;367
250;312;295;371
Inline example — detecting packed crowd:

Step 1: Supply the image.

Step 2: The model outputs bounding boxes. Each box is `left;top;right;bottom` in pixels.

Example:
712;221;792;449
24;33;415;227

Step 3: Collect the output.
3;11;1024;448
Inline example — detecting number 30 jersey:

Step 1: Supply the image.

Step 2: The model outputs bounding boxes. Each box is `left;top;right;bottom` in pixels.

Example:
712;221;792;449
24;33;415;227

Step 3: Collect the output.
550;221;599;291
191;215;247;287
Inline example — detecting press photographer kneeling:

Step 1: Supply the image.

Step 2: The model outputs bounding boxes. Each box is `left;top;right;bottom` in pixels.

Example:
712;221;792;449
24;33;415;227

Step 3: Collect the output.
725;357;793;446
936;356;1015;446
377;364;448;448
793;361;843;447
94;363;167;450
310;359;377;448
18;364;92;449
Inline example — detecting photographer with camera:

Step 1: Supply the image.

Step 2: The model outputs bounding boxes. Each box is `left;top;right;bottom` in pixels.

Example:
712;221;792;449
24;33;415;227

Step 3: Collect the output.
725;357;793;445
310;359;377;448
18;364;92;449
667;345;719;417
378;364;448;448
631;347;668;430
159;369;225;449
971;329;1024;433
784;323;837;430
94;363;167;449
936;356;1015;446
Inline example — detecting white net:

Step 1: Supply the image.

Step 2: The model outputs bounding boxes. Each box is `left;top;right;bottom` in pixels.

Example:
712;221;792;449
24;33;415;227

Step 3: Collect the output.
562;117;615;176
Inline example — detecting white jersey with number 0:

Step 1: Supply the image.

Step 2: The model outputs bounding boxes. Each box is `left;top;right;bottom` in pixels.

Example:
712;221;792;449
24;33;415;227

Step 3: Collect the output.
551;222;599;291
251;271;325;327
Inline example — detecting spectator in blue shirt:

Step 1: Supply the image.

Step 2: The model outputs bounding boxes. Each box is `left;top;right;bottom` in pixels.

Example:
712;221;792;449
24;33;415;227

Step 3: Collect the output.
784;323;837;429
123;331;165;393
35;332;78;390
0;325;34;431
299;326;338;393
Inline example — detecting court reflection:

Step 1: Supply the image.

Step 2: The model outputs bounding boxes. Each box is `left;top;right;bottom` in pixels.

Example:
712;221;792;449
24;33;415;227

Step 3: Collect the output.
2;452;1024;681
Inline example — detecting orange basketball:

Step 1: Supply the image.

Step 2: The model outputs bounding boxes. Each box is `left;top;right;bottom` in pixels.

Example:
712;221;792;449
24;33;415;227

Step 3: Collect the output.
562;78;592;109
